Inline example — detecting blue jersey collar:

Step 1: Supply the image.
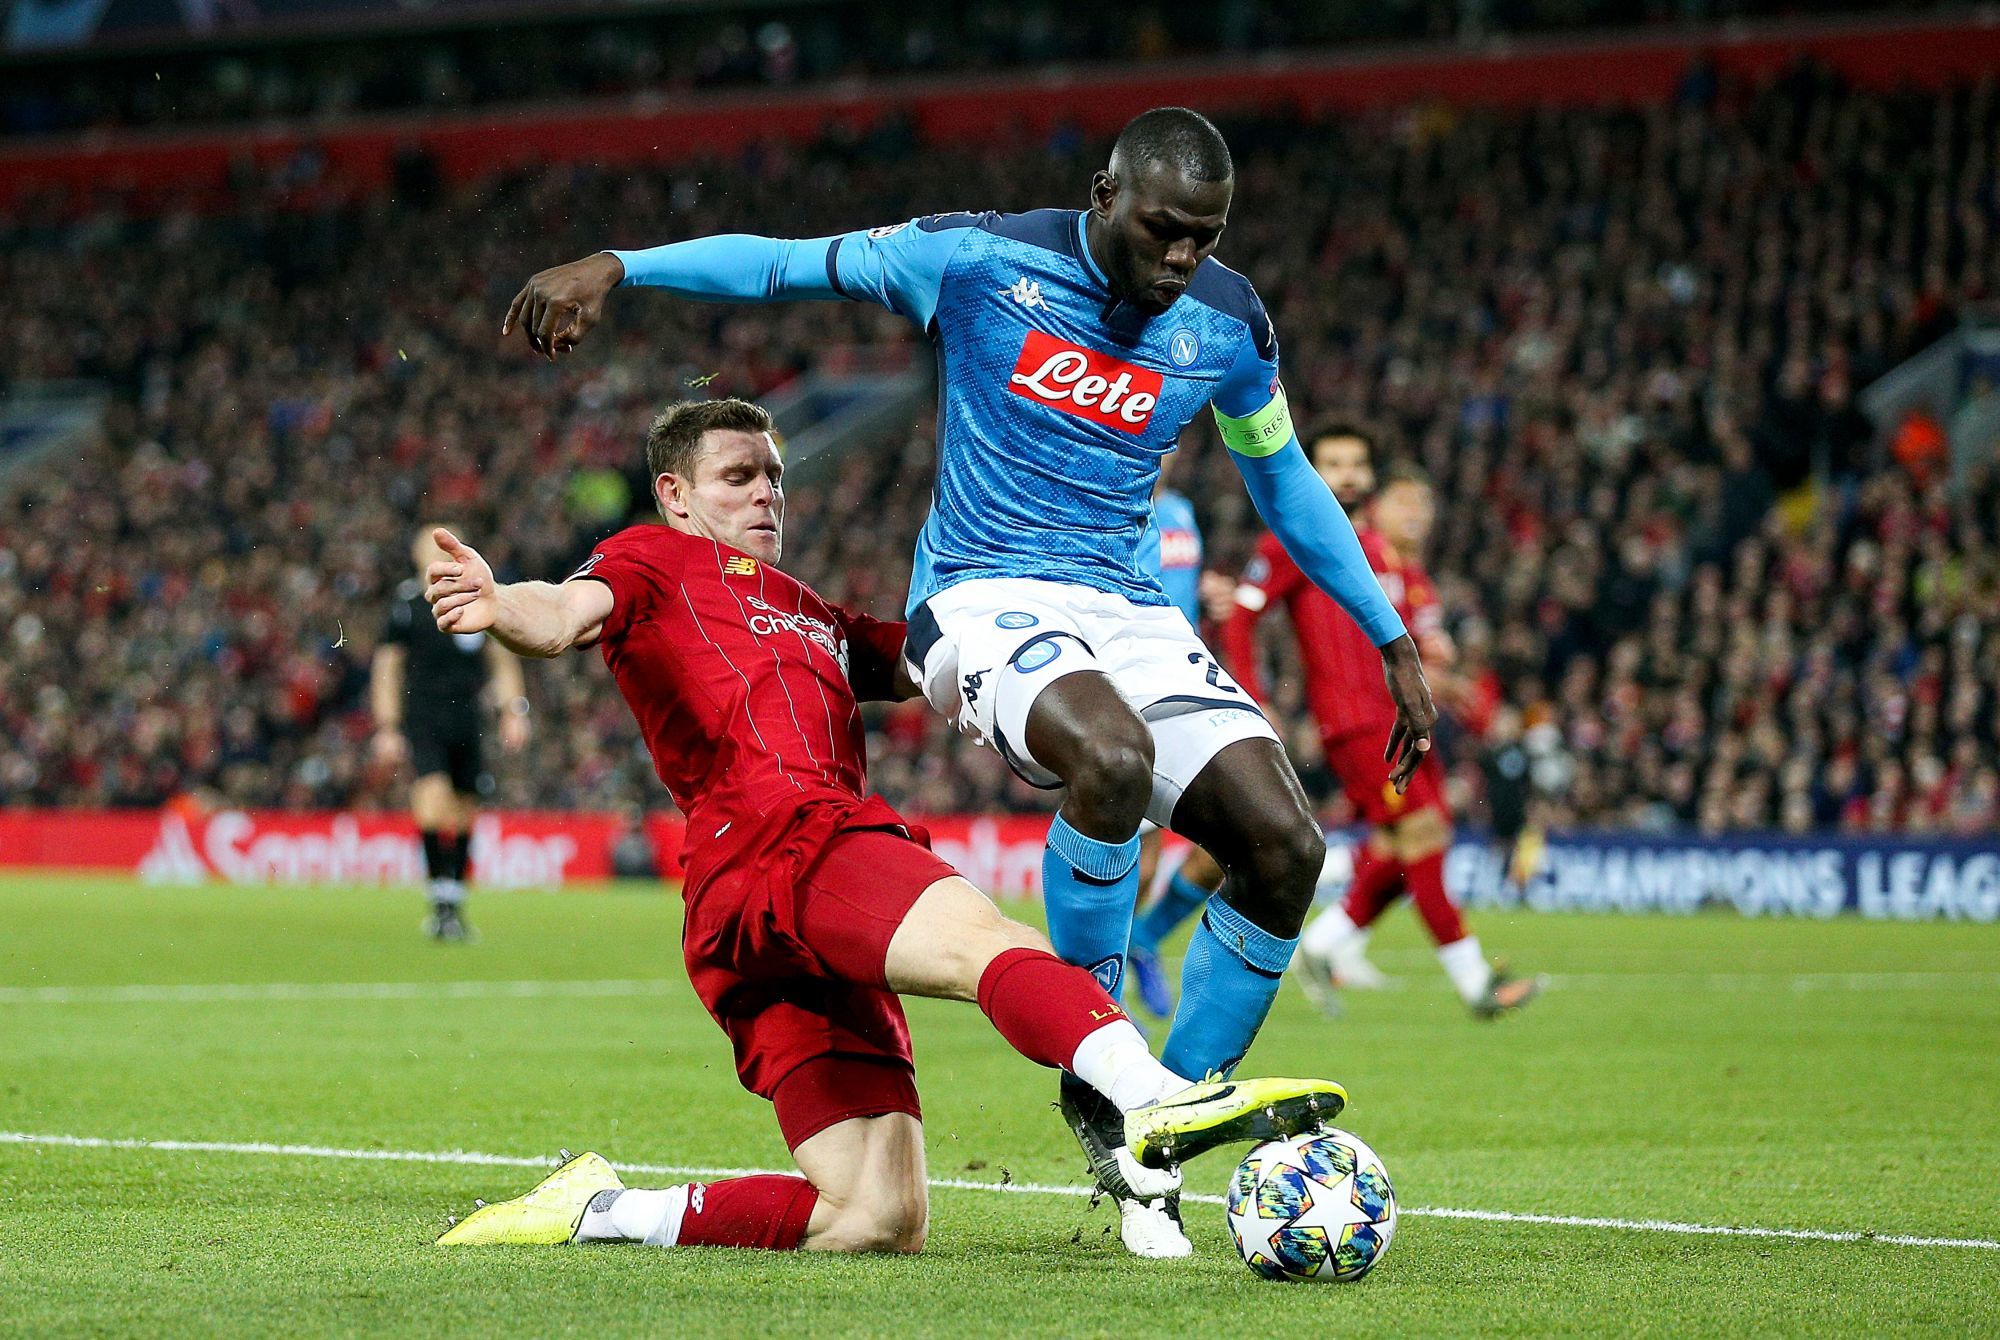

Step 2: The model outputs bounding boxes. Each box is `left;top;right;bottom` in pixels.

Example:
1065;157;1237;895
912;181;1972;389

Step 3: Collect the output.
1073;211;1110;288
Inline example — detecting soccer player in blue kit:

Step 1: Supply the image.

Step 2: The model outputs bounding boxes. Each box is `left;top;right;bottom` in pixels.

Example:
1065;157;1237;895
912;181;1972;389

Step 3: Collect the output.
506;107;1436;1258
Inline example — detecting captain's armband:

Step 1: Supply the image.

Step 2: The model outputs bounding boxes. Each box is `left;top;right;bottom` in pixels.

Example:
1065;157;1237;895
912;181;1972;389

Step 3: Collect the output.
1213;384;1294;457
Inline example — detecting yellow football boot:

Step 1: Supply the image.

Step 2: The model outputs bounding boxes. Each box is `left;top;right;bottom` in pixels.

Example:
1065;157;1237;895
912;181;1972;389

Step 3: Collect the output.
436;1150;623;1246
1125;1077;1347;1170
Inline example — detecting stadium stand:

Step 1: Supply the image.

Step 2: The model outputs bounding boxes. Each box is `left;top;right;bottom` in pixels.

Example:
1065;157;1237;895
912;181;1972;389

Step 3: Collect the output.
0;1;1936;137
1;55;1995;837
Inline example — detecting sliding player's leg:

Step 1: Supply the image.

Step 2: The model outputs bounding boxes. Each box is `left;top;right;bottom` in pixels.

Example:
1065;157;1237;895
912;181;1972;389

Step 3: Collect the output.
574;1101;929;1255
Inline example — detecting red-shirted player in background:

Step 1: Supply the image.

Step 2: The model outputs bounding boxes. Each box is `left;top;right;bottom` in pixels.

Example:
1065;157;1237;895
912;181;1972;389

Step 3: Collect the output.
1221;423;1539;1019
423;399;1348;1258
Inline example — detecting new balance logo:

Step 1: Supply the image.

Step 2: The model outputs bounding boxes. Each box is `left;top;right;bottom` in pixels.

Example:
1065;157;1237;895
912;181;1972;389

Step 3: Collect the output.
722;555;758;576
1007;330;1162;433
1001;277;1046;309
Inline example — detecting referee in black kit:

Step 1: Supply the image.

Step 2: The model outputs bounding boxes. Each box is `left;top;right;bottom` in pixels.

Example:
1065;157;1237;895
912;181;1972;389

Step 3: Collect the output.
371;524;530;940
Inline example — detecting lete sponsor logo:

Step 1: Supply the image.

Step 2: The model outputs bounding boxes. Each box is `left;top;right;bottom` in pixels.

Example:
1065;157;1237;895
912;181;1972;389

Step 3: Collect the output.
1007;329;1162;433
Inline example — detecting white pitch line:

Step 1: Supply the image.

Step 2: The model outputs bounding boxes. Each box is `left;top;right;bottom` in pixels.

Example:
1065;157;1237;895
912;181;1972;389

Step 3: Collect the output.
3;1131;1994;1253
0;979;679;1006
9;969;1998;1007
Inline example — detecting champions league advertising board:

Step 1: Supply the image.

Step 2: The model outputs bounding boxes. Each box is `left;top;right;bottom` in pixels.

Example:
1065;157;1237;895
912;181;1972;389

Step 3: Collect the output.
1445;831;2000;923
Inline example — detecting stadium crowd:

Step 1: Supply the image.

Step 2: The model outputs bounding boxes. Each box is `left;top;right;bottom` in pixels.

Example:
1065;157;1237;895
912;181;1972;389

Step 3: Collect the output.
3;61;1997;837
0;0;1940;139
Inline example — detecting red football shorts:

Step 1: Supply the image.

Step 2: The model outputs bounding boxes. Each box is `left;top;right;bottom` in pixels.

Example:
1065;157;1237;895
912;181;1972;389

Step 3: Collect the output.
1322;727;1448;828
682;822;956;1150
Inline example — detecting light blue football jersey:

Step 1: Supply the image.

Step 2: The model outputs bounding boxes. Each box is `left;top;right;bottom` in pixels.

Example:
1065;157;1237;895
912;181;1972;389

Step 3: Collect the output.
1142;488;1204;625
822;210;1280;615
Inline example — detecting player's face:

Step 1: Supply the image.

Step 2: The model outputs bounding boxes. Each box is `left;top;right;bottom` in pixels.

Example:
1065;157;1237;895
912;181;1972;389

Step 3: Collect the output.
657;430;786;563
1310;436;1375;511
1373;480;1435;551
1091;164;1231;315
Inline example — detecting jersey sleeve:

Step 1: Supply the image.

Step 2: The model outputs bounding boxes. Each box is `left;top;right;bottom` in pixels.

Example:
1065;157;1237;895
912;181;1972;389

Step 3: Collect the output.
833;607;909;704
825;214;981;330
565;528;673;644
1211;308;1407;649
610;215;975;331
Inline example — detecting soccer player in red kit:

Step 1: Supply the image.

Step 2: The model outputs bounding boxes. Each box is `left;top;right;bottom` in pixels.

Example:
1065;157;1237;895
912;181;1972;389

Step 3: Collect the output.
425;399;1347;1257
1221;424;1538;1019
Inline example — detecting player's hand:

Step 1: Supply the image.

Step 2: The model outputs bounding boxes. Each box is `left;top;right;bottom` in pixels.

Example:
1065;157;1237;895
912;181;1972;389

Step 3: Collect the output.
371;729;408;767
425;528;500;634
1379;634;1438;793
502;252;624;361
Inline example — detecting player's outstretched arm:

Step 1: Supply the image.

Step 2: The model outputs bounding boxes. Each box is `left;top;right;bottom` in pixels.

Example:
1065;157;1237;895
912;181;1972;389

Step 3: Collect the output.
424;528;612;658
504;220;965;359
1213;372;1437;789
504;234;845;360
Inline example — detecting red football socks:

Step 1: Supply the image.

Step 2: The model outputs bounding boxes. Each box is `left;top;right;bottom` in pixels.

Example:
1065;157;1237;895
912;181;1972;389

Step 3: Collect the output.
1342;844;1406;930
1404;849;1468;946
675;1175;820;1251
977;946;1126;1071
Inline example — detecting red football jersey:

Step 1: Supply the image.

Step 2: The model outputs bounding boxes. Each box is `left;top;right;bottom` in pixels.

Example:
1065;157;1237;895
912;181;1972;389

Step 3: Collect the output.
1220;525;1441;741
569;524;908;869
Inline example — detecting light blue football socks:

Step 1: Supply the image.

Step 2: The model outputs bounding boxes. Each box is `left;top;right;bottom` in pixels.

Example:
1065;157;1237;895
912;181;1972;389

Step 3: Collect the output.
1161;894;1298;1080
1040;812;1142;997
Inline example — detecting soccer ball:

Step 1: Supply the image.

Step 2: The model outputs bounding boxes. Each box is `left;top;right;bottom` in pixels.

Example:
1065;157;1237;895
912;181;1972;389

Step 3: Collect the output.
1226;1129;1398;1282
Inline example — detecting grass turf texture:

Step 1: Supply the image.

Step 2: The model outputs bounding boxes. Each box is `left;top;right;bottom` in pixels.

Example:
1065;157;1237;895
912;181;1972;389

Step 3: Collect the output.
1;875;1997;1338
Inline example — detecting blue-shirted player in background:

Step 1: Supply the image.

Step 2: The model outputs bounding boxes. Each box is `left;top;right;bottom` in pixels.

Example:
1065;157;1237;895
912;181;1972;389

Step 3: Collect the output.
505;107;1437;1259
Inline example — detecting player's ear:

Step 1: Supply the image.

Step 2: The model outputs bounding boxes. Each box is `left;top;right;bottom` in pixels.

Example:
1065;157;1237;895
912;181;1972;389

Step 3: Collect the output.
1089;169;1118;217
654;472;687;521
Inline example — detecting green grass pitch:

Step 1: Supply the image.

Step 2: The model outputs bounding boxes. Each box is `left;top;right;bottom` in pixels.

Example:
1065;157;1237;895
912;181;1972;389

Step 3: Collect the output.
2;874;1997;1337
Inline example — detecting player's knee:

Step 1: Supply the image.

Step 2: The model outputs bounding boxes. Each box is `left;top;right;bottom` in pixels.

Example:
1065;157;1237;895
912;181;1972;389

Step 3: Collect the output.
1234;816;1325;928
1065;728;1155;812
826;1187;928;1254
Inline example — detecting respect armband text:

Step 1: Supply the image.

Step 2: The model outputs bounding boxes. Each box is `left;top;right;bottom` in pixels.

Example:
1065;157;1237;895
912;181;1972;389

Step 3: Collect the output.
1213;385;1293;457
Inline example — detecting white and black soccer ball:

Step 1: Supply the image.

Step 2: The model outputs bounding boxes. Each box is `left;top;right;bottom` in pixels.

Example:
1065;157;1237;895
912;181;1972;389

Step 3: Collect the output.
1226;1129;1398;1282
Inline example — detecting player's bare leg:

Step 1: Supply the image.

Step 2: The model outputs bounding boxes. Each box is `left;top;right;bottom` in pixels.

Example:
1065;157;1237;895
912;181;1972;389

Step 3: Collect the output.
1160;736;1325;1080
410;773;473;941
441;874;1343;1256
563;1114;930;1254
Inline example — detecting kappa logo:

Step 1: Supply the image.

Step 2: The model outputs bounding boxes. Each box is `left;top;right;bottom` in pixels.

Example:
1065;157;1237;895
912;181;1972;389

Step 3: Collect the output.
722;555;759;576
1001;277;1047;310
1007;330;1162;434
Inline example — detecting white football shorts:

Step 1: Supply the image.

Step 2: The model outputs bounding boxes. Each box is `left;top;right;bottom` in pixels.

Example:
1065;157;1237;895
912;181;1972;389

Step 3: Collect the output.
903;577;1278;828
